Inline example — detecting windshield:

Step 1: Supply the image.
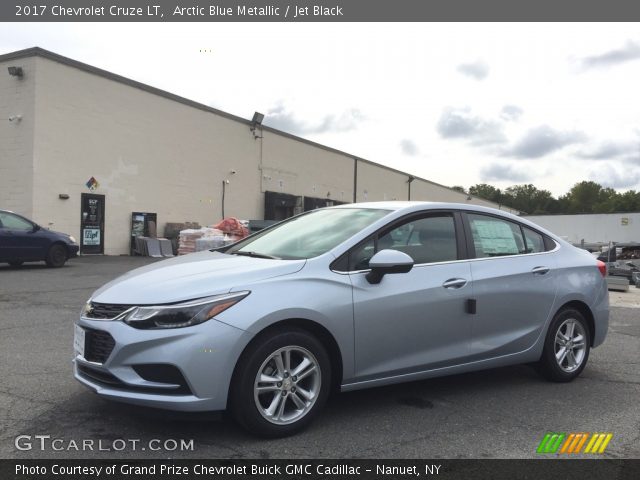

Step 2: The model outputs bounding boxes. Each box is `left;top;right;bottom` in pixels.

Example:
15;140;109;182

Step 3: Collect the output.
226;208;390;260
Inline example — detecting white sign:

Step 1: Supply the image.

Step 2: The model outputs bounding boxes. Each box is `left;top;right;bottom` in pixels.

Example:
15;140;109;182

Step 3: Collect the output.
83;228;100;245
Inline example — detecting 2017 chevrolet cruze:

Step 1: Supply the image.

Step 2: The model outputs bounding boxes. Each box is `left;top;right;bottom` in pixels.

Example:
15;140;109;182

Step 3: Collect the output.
74;202;609;436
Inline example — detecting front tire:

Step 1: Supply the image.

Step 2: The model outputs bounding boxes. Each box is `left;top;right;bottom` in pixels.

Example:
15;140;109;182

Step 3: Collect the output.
537;308;591;382
45;244;67;268
229;329;331;437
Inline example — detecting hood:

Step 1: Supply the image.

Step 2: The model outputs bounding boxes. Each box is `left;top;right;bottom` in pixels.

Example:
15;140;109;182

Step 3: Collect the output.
91;250;306;305
47;229;73;240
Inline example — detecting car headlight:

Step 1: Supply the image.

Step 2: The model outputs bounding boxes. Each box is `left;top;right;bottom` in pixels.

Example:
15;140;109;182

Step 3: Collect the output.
123;291;250;329
68;235;77;244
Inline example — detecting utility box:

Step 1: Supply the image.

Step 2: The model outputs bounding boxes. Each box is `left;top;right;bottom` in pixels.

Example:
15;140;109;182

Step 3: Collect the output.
130;212;157;256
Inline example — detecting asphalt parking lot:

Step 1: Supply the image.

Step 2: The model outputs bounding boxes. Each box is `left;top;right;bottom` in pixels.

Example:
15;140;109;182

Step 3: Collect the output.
1;256;639;459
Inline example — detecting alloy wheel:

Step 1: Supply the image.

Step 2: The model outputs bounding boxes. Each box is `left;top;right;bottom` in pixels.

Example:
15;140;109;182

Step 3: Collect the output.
253;346;321;425
554;318;587;373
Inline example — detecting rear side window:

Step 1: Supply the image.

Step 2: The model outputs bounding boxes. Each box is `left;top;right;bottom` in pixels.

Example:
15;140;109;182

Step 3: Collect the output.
522;227;545;253
467;214;525;258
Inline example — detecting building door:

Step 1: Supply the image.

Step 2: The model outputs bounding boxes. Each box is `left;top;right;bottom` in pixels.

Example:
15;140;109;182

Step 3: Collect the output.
264;191;302;221
80;193;105;254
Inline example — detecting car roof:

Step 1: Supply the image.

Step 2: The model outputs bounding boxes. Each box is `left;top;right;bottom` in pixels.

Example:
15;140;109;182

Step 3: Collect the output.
332;200;513;216
330;201;563;242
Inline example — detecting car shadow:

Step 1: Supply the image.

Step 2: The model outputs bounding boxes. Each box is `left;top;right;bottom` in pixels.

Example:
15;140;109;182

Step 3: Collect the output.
27;364;543;454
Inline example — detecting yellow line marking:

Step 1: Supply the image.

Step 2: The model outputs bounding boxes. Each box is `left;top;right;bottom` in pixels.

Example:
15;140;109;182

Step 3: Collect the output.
591;433;605;453
598;434;613;454
584;433;598;453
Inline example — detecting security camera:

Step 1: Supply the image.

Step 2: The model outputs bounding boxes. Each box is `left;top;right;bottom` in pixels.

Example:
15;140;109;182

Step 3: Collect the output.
8;115;22;122
230;169;237;175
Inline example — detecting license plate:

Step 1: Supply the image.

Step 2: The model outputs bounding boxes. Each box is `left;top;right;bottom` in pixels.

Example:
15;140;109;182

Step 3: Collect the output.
74;324;85;357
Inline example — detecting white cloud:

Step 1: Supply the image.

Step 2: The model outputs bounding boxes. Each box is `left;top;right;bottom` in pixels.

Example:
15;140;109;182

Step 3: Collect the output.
2;23;640;195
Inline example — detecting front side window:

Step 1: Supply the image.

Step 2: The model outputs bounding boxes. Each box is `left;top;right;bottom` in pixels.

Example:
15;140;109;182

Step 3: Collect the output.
348;214;458;270
468;213;525;258
226;208;390;260
0;212;33;231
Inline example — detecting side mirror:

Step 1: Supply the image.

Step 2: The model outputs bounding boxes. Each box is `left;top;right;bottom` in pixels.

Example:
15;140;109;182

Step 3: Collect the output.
31;224;41;232
366;249;414;284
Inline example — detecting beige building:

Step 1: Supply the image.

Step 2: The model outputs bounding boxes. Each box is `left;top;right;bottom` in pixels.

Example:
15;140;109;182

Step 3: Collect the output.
1;47;515;255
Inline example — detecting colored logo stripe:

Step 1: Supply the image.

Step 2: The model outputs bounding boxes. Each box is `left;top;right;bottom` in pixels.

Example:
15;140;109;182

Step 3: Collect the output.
537;433;566;453
584;433;613;454
537;432;613;454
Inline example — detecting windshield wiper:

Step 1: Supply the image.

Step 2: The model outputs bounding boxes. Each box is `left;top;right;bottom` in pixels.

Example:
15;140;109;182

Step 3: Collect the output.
230;251;281;260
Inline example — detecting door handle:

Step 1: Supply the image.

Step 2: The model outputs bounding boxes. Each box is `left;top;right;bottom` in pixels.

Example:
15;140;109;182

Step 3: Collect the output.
531;266;550;275
442;278;467;289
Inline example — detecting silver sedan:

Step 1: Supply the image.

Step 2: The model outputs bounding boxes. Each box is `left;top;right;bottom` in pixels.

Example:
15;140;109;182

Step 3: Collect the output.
74;202;609;436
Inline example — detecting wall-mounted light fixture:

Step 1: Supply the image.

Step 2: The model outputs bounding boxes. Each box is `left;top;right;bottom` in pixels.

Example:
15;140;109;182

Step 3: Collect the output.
59;194;70;200
8;66;23;77
8;115;22;123
407;175;415;200
250;111;264;139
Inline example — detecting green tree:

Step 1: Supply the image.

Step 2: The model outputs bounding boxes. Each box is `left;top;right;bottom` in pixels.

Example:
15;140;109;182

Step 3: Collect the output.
503;184;553;214
565;181;604;213
468;184;503;204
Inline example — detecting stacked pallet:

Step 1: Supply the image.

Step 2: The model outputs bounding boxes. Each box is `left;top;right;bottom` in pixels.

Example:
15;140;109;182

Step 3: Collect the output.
178;228;225;255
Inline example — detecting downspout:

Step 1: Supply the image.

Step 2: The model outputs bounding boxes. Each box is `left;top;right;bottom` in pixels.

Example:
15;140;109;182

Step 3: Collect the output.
353;158;358;203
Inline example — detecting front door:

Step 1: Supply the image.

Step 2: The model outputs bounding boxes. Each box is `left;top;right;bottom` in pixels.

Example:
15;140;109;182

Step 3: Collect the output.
350;212;473;380
80;194;105;254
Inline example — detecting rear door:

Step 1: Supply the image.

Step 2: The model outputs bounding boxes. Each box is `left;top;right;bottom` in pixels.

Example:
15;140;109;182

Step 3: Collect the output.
350;211;474;380
463;212;558;360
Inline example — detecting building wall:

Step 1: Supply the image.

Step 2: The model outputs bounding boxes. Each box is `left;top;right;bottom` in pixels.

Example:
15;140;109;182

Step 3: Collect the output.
260;130;354;204
355;160;408;202
6;49;516;255
31;56;263;254
0;56;35;218
525;213;640;244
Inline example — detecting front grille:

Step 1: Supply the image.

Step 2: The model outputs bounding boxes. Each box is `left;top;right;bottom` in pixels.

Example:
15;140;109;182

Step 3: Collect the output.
86;302;133;319
83;328;115;363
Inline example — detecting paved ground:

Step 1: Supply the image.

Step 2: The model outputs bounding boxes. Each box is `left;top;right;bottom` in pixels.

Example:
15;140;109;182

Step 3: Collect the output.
1;256;638;459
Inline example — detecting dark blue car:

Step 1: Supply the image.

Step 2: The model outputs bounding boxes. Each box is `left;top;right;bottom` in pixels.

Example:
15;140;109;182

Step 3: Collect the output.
0;210;79;267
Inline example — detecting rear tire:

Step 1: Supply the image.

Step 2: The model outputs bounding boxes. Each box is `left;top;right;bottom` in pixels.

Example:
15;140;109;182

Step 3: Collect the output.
8;261;23;267
537;308;590;382
45;244;67;268
229;328;331;437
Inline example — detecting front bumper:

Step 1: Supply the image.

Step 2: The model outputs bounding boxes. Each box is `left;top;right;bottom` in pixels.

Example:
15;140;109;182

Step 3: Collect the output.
74;316;251;412
67;244;79;258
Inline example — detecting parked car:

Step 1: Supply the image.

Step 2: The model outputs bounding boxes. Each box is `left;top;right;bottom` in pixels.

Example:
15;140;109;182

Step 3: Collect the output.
74;202;609;437
0;209;79;267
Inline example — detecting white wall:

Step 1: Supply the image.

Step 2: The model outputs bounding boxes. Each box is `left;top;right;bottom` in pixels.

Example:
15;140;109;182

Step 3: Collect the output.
525;213;640;244
0;56;35;218
31;56;263;254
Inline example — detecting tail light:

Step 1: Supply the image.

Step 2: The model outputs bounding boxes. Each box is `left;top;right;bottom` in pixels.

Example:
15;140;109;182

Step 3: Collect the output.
596;260;607;277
